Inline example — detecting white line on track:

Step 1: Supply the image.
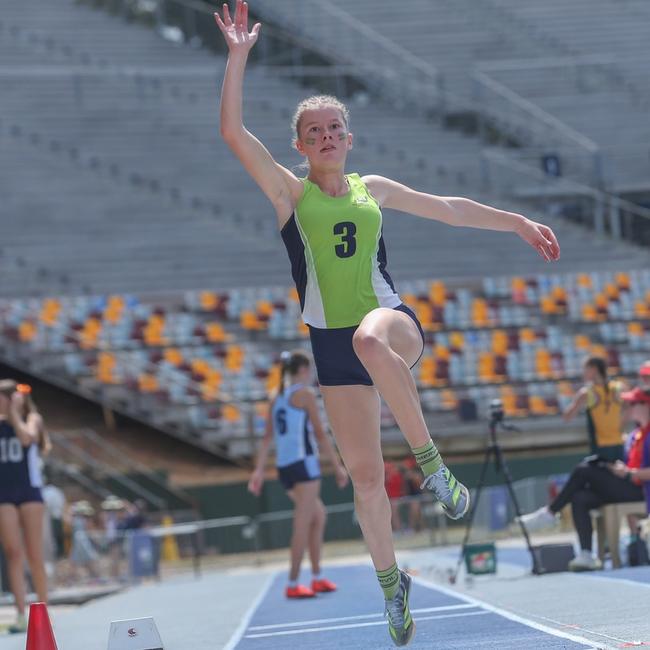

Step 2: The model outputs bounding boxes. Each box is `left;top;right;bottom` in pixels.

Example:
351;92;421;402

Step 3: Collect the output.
244;610;491;639
412;576;607;650
248;603;478;631
222;572;277;650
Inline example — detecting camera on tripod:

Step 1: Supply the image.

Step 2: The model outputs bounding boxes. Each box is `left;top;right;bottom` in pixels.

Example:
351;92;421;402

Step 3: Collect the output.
488;398;504;424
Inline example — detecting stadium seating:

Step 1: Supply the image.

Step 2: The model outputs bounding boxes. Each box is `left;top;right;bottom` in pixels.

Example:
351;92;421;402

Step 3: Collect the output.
3;267;650;455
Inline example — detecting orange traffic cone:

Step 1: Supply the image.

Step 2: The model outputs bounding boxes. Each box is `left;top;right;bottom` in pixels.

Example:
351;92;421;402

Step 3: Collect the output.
26;603;58;650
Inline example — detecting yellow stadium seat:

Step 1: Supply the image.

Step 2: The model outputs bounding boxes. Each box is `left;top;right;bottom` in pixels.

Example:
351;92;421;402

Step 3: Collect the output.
574;334;591;350
256;300;274;317
581;304;597;322
223;404;241;422
39;299;61;327
297;320;309;337
288;287;300;303
471;298;490;328
18;320;37;342
492;330;508;355
540;295;557;315
449;331;464;350
191;359;210;377
429;281;446;306
604;283;619;300
267;365;282;394
96;352;117;384
206;322;231;343
635;302;650;319
241;310;264;331
225;345;244;372
441;390;458;410
628;322;644;337
577;273;592;288
164;348;184;366
80;318;102;350
520;328;536;343
138;373;159;393
199;291;218;311
616;272;630;290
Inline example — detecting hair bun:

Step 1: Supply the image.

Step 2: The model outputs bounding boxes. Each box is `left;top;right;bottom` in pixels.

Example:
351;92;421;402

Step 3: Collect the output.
16;384;32;394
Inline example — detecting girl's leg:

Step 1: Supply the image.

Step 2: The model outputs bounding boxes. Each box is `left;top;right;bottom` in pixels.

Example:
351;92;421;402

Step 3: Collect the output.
352;308;428;448
353;308;468;518
308;498;326;577
19;503;48;603
288;480;321;582
320;385;395;570
0;505;27;616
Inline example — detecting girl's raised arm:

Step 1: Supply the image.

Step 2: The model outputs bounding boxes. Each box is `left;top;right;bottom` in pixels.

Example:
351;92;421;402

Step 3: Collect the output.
215;1;302;225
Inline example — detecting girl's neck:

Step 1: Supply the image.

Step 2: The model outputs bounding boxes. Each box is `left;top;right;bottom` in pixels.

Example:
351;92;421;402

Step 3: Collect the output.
308;169;349;197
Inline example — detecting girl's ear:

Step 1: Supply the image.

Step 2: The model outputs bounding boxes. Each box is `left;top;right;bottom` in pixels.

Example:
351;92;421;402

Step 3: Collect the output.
295;138;305;156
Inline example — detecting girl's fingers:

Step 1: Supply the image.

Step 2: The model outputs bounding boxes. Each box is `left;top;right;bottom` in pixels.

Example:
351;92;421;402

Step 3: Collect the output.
214;12;226;32
243;1;249;29
235;0;243;27
251;22;261;37
223;3;231;26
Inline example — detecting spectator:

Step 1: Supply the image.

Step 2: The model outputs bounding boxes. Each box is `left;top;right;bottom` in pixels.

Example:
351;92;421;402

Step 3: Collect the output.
100;495;126;580
0;381;51;634
384;460;405;532
563;356;626;462
69;500;100;581
41;474;66;562
518;386;650;571
638;361;650;389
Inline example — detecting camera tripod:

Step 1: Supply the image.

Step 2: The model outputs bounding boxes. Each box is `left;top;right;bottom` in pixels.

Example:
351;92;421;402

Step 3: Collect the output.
449;410;541;583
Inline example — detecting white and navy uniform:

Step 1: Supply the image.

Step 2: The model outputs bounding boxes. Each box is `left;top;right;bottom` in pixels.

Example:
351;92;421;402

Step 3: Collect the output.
273;384;321;490
0;419;43;506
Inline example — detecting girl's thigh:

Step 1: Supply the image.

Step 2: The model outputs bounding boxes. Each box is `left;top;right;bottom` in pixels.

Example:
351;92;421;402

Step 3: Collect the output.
320;385;383;477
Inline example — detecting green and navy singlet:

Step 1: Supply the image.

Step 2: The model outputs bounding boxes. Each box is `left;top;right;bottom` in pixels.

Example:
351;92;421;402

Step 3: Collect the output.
281;173;401;329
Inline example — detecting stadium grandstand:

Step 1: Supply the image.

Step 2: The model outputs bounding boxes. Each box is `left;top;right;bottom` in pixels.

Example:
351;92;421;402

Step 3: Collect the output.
1;1;650;647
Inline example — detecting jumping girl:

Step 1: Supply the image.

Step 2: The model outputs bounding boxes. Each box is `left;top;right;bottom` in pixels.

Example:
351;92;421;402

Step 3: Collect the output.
0;380;51;634
248;350;348;598
216;2;560;644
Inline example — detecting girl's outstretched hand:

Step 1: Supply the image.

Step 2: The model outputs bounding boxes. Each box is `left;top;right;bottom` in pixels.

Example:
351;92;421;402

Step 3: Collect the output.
214;0;261;55
516;218;561;262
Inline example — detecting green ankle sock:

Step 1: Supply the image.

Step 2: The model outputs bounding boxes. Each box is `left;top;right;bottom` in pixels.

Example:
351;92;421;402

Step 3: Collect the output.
412;440;442;476
376;563;400;600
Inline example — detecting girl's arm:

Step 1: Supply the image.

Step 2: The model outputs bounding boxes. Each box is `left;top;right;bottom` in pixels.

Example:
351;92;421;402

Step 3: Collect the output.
248;400;275;496
9;393;41;447
363;175;560;262
563;387;588;421
294;389;348;488
215;1;302;224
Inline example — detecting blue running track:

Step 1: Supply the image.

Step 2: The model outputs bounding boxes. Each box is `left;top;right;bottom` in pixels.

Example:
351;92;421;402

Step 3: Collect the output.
232;564;595;649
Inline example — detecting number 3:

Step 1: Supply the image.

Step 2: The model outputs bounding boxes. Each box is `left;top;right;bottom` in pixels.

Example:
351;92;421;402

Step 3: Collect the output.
333;221;357;258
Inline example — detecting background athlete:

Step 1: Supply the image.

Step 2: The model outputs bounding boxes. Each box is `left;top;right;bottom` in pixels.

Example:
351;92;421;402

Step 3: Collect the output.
248;350;348;598
0;381;51;634
216;1;560;644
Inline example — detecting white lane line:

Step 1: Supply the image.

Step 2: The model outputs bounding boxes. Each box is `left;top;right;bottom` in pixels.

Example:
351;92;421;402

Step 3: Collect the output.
222;571;277;650
411;576;608;650
248;603;478;631
244;610;491;639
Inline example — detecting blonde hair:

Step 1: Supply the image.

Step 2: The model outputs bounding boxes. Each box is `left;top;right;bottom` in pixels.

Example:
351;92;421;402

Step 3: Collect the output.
291;95;350;147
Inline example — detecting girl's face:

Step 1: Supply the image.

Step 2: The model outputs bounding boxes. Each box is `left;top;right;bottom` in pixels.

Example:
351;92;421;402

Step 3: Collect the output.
583;364;598;383
295;106;352;171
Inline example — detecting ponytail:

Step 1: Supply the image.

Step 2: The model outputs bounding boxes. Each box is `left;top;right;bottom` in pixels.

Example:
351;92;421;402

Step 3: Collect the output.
0;380;50;453
277;350;311;395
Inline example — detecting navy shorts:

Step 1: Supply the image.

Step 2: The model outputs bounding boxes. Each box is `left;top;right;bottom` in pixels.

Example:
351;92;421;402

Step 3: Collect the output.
308;303;425;386
277;457;321;491
0;485;43;507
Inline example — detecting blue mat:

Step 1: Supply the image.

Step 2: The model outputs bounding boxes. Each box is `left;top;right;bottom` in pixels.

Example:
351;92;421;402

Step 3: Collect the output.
234;564;593;649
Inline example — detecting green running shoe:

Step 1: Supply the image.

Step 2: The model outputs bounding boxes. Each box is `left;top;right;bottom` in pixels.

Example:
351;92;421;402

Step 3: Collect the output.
384;569;415;647
421;465;470;520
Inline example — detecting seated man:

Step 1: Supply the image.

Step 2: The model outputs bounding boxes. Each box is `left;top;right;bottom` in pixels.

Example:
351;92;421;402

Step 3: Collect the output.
519;386;650;571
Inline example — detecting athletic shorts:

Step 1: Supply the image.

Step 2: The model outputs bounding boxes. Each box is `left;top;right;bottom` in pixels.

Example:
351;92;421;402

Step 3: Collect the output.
308;303;425;386
0;485;43;507
277;457;321;491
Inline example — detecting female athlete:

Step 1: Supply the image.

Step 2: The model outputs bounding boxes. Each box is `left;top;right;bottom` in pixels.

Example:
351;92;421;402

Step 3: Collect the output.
216;2;560;643
248;350;348;598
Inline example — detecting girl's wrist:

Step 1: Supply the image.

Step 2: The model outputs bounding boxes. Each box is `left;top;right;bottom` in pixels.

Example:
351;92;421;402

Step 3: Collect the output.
511;213;529;235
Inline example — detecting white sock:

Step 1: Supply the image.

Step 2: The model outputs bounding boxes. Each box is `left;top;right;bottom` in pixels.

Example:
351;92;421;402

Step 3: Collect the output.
288;579;298;588
578;550;592;562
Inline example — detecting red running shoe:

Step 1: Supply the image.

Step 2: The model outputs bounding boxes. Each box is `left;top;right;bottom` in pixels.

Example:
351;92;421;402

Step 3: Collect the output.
311;578;337;593
286;584;316;599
